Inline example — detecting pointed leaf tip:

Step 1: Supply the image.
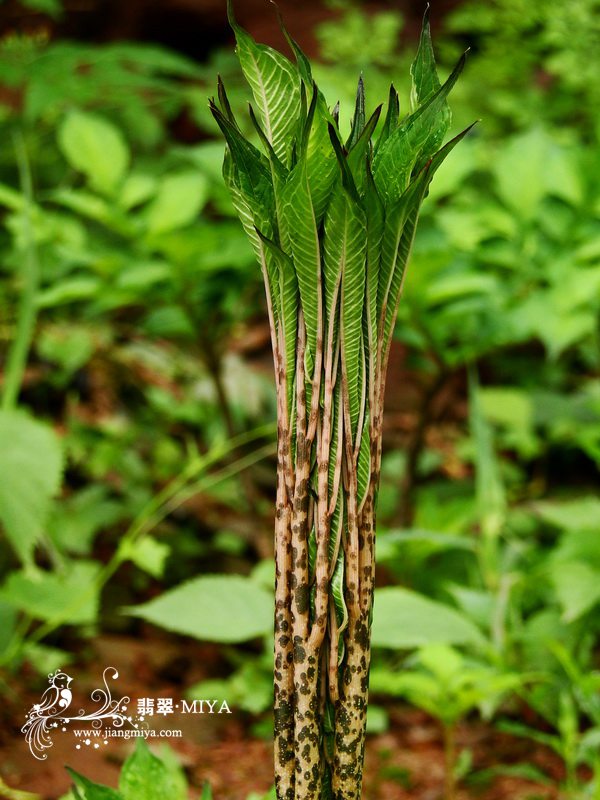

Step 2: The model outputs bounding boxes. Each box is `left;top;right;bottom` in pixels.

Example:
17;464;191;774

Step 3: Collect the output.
226;0;236;27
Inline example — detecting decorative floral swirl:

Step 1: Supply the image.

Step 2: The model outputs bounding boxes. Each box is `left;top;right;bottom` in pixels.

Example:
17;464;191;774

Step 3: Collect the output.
22;667;137;760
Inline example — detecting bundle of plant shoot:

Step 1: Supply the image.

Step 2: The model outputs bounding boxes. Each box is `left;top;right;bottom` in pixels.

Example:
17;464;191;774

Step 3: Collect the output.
210;5;474;799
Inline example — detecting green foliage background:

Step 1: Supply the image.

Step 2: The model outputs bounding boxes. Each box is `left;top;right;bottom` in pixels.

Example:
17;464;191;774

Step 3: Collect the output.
0;0;599;797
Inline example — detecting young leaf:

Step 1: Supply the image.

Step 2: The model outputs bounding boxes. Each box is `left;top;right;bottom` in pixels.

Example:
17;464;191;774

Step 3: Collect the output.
374;84;399;155
280;157;322;374
373;52;466;204
323;186;367;434
346;75;366;150
67;768;123;800
410;7;445;111
227;0;301;166
119;738;187;800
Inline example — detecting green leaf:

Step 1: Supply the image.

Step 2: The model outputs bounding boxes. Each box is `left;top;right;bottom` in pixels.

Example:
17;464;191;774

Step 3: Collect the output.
324;186;367;434
410;8;445;111
125;537;170;579
58;110;129;195
0;561;101;624
200;784;213;800
145;172;209;235
229;2;301;166
470;372;506;544
280;158;321;373
21;0;63;17
255;231;298;415
373;52;465;204
550;561;600;623
119;739;187;800
48;485;125;556
346;76;366;150
126;574;272;642
379;123;477;351
371;587;485;649
374;84;399;155
67;769;123;800
37;277;101;308
0;410;63;565
535;497;600;532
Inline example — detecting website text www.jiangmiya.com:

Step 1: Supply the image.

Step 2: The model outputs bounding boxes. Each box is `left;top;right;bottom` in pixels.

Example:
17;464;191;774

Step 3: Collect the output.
73;728;182;740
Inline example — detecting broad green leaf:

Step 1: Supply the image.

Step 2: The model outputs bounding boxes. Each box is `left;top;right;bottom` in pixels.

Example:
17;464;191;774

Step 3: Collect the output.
494;128;583;218
535;497;600;532
37;277;101;308
58;110;129;195
229;2;301;166
119;739;187;800
0;410;63;565
550;561;600;623
127;574;272;642
145;172;209;235
371;587;485;649
0;561;101;624
118;172;157;210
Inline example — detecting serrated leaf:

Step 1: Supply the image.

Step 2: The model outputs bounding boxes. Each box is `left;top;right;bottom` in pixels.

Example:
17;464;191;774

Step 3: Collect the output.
119;739;187;800
126;574;272;642
58;110;129;195
0;561;101;624
0;410;64;565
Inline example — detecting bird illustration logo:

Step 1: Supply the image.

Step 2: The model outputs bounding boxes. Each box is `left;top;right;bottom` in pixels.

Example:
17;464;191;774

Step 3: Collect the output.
22;667;134;760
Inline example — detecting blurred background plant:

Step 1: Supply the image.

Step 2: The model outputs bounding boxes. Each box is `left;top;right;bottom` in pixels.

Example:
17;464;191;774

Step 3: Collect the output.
0;0;599;798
